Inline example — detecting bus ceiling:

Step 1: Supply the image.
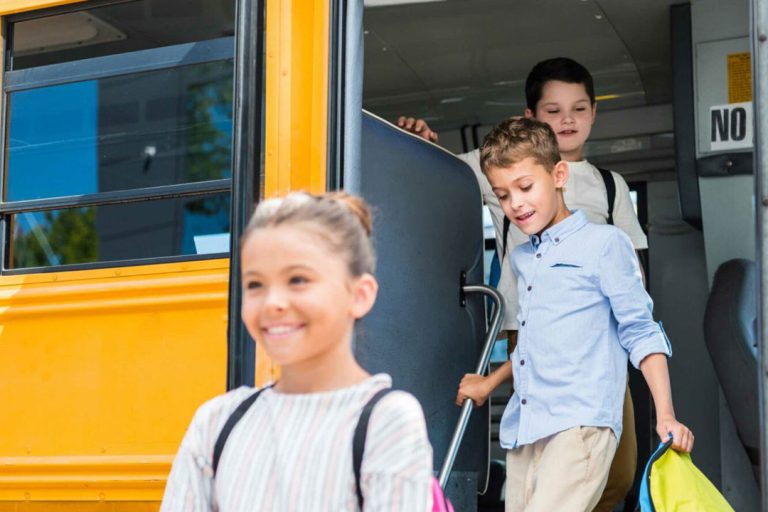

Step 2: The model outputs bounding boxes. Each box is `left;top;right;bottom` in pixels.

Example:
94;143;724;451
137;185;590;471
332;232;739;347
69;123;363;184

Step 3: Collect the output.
362;0;680;134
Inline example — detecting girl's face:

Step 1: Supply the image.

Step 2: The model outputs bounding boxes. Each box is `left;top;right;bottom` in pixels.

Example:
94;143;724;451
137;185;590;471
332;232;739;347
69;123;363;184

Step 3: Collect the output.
526;80;596;162
240;224;377;370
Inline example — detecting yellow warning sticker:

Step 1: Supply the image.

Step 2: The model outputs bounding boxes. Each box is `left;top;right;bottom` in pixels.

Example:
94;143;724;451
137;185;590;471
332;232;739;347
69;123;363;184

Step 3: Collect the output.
728;52;752;103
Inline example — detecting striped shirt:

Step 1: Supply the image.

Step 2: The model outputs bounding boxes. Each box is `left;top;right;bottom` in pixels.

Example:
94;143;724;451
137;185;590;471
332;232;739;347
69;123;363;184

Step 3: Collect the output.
160;374;433;511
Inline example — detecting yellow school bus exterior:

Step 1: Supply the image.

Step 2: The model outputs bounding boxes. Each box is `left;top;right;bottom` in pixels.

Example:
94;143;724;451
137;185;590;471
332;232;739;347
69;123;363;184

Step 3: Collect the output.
0;0;330;509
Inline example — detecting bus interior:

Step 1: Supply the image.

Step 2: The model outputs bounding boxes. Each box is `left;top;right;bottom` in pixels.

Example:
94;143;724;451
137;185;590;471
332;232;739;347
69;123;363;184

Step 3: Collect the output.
361;0;758;510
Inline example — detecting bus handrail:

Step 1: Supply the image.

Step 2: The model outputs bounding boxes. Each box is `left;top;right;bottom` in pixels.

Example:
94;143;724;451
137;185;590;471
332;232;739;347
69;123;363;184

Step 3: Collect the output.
438;284;505;488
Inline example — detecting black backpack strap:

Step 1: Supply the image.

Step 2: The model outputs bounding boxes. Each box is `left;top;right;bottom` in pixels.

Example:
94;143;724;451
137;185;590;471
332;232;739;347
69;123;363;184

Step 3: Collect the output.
597;167;616;226
212;384;273;476
502;216;510;258
352;388;392;509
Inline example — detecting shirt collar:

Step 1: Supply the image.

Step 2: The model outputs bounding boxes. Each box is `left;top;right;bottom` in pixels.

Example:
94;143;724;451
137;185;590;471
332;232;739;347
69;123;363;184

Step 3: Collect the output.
529;210;588;248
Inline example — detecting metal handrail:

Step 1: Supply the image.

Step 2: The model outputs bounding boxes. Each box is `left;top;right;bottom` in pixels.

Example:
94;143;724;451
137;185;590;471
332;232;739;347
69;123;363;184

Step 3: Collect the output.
438;284;505;488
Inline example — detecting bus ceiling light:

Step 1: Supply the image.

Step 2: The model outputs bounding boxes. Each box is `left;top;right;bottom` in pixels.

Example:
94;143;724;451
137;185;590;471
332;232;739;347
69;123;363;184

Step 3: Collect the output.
14;12;126;57
364;0;446;7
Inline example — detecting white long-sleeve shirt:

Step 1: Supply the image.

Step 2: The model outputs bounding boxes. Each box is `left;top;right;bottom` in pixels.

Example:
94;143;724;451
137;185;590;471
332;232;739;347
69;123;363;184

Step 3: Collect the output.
160;374;433;512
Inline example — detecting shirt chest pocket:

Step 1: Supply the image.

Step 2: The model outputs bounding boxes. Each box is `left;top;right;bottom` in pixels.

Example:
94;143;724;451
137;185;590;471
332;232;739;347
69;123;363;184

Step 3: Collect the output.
549;261;584;269
541;261;595;294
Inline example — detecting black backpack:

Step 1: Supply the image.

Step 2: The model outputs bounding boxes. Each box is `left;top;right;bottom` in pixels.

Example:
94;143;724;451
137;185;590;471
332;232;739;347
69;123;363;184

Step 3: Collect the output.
501;166;616;258
211;387;425;510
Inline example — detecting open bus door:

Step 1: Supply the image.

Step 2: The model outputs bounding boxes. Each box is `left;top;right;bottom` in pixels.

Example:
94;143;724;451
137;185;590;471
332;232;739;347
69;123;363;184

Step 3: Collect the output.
351;111;495;509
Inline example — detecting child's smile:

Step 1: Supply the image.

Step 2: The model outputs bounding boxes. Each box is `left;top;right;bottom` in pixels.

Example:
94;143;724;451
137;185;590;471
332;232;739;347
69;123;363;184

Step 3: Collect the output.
514;210;536;225
262;322;305;340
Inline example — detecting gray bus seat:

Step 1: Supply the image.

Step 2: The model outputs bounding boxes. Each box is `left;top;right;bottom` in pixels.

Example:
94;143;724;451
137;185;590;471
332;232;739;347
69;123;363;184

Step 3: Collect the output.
703;258;759;478
350;111;488;508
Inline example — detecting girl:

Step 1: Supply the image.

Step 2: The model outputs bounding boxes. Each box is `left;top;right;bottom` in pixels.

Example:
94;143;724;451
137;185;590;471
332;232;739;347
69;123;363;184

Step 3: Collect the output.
161;192;433;511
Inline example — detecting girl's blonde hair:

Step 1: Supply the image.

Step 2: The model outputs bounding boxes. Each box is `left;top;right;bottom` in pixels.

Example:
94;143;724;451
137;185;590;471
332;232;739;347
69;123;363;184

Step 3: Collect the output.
242;191;375;277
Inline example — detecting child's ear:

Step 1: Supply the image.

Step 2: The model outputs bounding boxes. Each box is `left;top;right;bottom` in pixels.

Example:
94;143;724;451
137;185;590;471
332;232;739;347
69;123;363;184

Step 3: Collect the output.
350;273;378;319
590;102;597;123
553;161;569;189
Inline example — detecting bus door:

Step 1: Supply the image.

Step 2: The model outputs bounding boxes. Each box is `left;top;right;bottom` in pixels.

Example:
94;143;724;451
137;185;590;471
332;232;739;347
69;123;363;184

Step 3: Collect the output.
352;111;491;510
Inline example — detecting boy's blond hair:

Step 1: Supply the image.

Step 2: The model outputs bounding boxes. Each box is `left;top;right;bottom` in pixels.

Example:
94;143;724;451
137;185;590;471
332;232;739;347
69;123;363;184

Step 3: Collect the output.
479;117;560;174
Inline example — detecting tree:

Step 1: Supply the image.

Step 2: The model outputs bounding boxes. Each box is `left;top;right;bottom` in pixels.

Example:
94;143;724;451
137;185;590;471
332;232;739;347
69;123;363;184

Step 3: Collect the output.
13;208;97;268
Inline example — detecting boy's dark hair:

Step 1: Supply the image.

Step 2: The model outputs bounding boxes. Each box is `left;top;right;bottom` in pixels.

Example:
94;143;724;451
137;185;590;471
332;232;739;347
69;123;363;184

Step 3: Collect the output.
480;117;560;174
525;57;595;111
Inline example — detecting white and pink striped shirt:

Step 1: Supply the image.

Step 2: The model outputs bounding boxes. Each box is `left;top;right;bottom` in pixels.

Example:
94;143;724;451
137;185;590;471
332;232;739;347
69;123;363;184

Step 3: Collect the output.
160;374;433;511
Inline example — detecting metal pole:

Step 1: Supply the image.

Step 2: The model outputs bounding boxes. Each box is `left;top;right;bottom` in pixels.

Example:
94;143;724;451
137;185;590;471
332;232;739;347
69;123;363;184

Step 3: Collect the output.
751;0;768;506
438;284;505;488
226;0;265;389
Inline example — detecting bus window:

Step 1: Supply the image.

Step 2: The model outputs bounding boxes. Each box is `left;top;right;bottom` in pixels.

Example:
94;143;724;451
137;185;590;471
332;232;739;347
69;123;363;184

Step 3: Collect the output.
2;0;235;271
9;0;235;70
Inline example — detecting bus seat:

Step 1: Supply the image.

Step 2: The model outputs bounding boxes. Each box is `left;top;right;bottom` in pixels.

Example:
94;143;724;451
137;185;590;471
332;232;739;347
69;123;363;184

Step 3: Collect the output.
350;110;489;508
703;258;759;478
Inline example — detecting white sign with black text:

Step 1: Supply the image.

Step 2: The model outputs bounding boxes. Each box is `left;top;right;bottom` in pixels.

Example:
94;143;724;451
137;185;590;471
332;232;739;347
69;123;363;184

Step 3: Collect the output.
710;101;753;151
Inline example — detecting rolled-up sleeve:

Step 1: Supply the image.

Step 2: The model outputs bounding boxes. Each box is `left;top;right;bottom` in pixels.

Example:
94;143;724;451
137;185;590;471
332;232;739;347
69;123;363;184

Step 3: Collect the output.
597;230;672;368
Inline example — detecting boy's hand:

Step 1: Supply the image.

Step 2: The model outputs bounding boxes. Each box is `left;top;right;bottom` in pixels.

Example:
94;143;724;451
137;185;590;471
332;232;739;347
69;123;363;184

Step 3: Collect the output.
456;373;492;407
657;415;694;453
397;116;439;143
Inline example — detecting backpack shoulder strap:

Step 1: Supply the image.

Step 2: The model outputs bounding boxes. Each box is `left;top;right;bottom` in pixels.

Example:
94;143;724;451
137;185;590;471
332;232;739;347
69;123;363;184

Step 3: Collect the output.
596;167;616;226
502;216;510;258
212;384;272;476
352;388;393;509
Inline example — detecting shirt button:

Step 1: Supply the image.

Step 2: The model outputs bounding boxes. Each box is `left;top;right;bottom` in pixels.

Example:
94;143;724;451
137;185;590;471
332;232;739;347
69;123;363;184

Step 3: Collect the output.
521;399;527;405
520;359;525;365
536;253;541;259
521;320;526;326
527;285;532;291
555;237;560;243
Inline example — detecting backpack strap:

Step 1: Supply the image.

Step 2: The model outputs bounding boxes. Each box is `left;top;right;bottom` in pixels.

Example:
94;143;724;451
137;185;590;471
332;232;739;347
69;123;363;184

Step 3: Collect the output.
352;388;392;509
501;216;511;258
212;384;273;476
596;167;616;226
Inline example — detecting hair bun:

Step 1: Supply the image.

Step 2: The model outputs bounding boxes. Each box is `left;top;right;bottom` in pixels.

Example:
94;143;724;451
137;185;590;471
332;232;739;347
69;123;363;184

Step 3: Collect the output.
327;191;373;237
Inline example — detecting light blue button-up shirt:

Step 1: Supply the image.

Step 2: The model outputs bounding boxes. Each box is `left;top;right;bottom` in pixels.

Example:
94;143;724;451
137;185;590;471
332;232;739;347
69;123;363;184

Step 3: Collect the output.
499;210;671;449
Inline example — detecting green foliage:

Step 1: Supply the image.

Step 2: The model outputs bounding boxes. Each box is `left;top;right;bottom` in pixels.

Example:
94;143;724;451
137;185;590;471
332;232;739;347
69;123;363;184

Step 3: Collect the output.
183;62;233;228
13;208;97;268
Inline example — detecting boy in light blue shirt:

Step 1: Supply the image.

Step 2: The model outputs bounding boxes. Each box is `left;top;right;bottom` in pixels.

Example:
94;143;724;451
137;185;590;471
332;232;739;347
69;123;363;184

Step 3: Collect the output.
456;117;693;512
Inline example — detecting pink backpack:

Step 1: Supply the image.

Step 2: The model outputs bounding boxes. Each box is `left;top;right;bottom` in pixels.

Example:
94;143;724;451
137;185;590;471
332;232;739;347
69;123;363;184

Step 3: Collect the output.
353;389;454;512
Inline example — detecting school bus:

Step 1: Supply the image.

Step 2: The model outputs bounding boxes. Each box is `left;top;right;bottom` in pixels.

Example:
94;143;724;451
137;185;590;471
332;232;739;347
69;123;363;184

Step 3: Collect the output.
1;0;768;511
0;0;326;510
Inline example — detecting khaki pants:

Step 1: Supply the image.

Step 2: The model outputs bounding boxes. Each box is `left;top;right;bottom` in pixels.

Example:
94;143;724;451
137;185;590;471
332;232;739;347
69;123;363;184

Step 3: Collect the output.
505;331;637;511
505;426;618;512
592;386;637;512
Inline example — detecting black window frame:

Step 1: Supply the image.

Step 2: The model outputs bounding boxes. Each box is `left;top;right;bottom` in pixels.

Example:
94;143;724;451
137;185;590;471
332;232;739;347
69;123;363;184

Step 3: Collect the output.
1;4;238;275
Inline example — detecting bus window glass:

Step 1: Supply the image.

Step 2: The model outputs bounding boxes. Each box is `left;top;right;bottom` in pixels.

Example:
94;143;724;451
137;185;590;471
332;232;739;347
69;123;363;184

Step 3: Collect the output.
9;192;230;269
5;60;233;201
10;0;235;70
3;1;237;271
